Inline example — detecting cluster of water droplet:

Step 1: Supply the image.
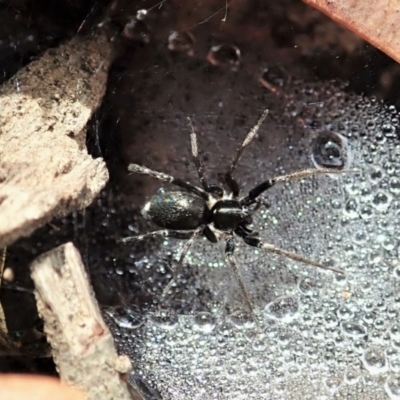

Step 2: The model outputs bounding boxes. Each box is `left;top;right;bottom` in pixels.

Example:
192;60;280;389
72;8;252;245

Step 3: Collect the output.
104;77;400;399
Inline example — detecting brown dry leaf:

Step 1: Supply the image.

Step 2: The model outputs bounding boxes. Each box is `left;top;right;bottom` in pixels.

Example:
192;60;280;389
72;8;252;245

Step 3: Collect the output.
303;0;400;64
1;374;86;400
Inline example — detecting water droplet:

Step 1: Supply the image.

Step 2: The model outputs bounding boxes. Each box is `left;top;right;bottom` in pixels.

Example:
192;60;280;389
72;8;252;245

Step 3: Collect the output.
225;366;239;380
337;305;355;320
390;324;400;340
361;347;388;375
168;31;195;54
105;308;144;330
324;312;338;328
323;375;343;393
387;349;400;373
390;177;400;195
115;265;125;275
206;44;241;71
394;266;400;281
343;198;359;219
297;277;321;295
252;337;267;352
227;310;255;329
341;321;367;337
363;312;375;325
360;204;374;219
242;363;258;377
264;296;299;322
353;339;367;354
352;230;369;245
193;312;216;333
136;9;148;20
149;309;178;330
311;131;348;169
382;123;397;138
344;366;361;385
374;317;386;330
123;18;151;42
372;191;391;212
259;66;288;94
385;375;400;399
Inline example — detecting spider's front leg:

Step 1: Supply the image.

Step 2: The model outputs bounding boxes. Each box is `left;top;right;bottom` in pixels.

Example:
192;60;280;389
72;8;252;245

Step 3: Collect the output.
127;163;209;201
240;168;347;206
187;117;224;198
225;109;270;197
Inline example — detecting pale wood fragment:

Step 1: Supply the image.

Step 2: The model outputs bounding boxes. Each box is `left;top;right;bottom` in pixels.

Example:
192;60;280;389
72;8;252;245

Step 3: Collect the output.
31;242;140;400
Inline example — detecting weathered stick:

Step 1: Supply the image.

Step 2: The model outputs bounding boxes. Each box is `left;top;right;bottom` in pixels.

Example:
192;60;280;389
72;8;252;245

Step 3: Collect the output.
0;32;112;248
31;242;140;400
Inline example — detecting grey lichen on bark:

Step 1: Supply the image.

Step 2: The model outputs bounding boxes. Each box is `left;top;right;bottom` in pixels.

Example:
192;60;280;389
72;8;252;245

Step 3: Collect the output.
0;32;112;248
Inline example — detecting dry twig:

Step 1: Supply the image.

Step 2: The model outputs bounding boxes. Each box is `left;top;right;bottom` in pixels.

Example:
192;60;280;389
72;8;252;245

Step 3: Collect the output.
31;242;141;400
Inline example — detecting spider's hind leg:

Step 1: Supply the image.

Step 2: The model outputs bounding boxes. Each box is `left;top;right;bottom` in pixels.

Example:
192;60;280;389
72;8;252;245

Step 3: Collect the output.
161;225;205;297
240;234;344;274
119;229;195;244
225;236;259;325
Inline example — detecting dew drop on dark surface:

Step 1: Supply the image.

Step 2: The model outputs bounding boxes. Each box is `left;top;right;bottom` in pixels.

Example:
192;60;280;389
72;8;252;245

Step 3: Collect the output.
106;307;144;330
168;31;195;54
259;66;288;94
193;311;216;333
361;347;388;375
149;309;178;330
341;321;368;338
123;18;151;43
311;131;348;169
136;9;148;20
264;296;299;322
206;44;241;70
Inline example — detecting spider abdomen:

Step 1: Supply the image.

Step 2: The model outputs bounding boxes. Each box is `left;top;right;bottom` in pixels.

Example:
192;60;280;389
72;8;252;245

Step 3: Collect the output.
142;191;208;230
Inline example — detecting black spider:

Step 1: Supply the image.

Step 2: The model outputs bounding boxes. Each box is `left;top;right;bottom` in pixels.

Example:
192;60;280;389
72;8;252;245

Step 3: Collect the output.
121;109;344;319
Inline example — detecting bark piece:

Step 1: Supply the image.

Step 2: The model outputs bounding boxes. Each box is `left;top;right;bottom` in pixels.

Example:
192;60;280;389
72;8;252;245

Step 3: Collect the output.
0;247;6;334
303;0;400;64
31;242;139;400
0;33;112;248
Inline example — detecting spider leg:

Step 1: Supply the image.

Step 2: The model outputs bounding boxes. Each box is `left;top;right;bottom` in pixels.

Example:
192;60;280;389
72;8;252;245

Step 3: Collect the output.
119;229;196;244
187;117;224;198
187;117;207;187
225;109;269;196
225;236;258;324
128;163;209;201
162;225;205;297
240;235;344;274
240;167;346;206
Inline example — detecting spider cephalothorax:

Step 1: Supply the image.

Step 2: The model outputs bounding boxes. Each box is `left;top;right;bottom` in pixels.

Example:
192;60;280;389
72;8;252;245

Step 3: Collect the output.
121;109;344;320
